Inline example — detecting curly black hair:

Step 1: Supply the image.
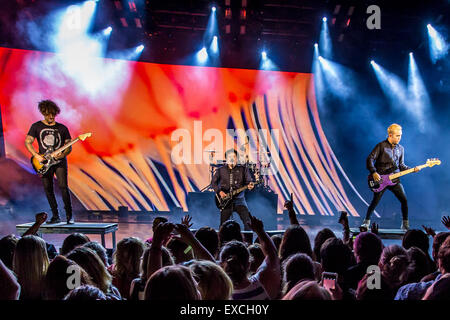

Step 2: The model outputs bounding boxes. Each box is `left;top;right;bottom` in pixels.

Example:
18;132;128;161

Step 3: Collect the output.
38;100;61;115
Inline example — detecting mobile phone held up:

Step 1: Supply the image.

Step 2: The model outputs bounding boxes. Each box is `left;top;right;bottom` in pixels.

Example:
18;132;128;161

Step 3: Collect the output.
322;272;338;291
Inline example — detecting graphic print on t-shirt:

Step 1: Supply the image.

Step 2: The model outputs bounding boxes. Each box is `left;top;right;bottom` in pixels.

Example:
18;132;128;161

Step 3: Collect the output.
39;128;62;151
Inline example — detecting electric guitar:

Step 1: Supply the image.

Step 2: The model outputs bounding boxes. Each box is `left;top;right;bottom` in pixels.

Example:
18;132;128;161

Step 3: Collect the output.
215;181;260;210
368;158;441;193
31;133;92;176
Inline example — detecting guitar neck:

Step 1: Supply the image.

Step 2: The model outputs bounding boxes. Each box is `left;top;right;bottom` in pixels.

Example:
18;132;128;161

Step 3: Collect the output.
389;164;427;180
50;137;80;156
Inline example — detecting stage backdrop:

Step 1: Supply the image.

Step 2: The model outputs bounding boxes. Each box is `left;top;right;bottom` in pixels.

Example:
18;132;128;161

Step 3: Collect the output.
0;47;368;217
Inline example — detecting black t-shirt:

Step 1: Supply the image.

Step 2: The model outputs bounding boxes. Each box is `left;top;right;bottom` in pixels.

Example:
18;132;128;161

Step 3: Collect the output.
27;121;71;155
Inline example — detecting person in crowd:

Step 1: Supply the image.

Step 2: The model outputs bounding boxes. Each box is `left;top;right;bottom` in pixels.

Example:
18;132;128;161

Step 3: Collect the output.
12;235;49;300
279;225;314;262
43;255;92;300
66;247;121;299
320;237;355;300
167;237;194;264
220;214;280;300
282;253;315;296
218;220;244;246
421;231;450;281
64;285;108;301
357;245;409;300
144;265;201;300
108;237;145;299
405;246;432;284
60;233;90;256
283;279;332;300
313;228;336;263
195;227;219;259
129;246;174;300
248;243;265;275
185;260;233;300
345;232;384;290
402;229;435;271
83;241;110;267
0;234;19;270
270;234;282;253
395;236;450;300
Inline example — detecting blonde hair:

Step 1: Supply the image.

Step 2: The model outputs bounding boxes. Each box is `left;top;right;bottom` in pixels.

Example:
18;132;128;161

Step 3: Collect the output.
113;237;145;279
387;123;402;135
187;260;233;300
67;247;112;294
13;235;49;300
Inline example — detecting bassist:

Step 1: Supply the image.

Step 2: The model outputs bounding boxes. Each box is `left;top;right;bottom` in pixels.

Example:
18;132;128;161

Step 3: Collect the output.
25;100;73;224
363;123;419;230
212;149;254;230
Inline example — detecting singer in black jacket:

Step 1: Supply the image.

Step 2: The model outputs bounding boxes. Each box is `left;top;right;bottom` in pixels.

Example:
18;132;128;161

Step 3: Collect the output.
212;149;254;230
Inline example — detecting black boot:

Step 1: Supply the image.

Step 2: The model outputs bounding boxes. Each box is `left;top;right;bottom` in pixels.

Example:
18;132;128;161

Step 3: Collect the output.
46;214;61;224
66;212;74;224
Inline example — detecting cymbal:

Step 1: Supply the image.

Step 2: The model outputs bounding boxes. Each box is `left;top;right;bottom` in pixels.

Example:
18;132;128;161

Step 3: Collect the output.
204;150;216;153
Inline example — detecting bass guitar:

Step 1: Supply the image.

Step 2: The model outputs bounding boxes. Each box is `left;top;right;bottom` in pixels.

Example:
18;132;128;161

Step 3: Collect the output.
31;133;92;176
368;158;441;193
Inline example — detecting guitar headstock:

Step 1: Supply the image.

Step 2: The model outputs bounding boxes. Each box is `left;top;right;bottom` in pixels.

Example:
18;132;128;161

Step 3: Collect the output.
426;158;441;167
78;133;92;141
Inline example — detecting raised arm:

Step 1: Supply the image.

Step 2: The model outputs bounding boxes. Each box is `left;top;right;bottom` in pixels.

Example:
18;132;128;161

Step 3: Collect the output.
249;214;281;299
146;222;174;279
174;223;215;262
22;212;48;237
284;199;299;226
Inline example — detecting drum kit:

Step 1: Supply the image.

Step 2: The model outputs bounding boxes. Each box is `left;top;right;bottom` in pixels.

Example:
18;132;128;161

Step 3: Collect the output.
200;147;273;192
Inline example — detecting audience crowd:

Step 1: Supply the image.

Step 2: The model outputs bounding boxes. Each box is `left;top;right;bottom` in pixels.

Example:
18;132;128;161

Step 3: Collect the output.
1;204;450;301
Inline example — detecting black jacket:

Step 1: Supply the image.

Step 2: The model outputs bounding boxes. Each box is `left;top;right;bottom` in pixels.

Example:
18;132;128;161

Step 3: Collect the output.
211;165;253;207
366;139;410;175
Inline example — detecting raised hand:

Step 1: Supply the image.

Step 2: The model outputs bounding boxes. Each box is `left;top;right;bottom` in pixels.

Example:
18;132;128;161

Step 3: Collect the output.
152;222;175;246
422;225;436;237
174;223;196;244
181;215;193;228
247;213;264;234
442;216;450;230
36;212;48;225
284;200;294;211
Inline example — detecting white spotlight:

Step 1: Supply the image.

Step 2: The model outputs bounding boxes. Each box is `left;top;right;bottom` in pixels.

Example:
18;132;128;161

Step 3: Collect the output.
323;17;327;22
135;45;144;53
197;47;208;63
103;26;112;36
261;51;267;59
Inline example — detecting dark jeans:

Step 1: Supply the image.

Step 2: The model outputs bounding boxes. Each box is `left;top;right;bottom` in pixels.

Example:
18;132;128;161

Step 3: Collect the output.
365;182;408;220
220;203;251;231
41;160;72;219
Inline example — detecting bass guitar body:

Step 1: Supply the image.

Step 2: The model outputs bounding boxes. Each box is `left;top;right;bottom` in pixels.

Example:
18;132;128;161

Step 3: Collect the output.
367;174;398;193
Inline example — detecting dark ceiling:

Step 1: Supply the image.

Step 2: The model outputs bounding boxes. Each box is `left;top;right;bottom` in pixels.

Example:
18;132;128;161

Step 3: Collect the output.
0;0;448;72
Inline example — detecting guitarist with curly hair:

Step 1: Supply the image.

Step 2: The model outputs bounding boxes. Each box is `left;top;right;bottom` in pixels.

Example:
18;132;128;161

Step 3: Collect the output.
25;100;74;224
